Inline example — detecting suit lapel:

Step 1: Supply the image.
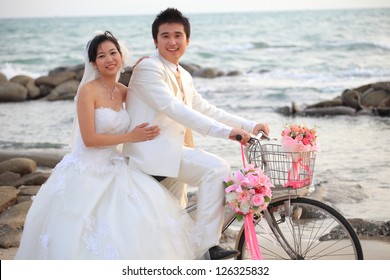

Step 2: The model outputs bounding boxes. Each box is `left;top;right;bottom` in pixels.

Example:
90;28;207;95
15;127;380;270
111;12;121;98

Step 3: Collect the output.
158;57;181;99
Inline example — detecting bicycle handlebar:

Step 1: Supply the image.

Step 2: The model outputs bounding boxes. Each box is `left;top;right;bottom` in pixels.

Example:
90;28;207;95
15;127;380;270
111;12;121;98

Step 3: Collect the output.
235;131;273;143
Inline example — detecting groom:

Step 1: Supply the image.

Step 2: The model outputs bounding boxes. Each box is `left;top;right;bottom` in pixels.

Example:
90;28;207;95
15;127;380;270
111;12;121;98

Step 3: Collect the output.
123;8;269;260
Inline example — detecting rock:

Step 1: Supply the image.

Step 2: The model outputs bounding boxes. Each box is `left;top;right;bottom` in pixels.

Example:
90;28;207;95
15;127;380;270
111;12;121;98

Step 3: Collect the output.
0;72;7;83
46;80;79;101
306;97;343;109
0;149;66;168
0;158;37;176
12;172;50;188
180;63;201;75
18;185;41;197
0;171;21;186
227;70;242;76
10;75;41;100
0;200;32;229
372;81;390;92
118;67;133;86
360;88;390;107
49;64;84;80
38;84;52;97
0;224;21;249
302;106;356;116
348;219;390;237
341;89;362;110
373;107;390;117
35;71;77;88
0;186;20;214
0;82;28;102
276;105;292;116
193;67;220;78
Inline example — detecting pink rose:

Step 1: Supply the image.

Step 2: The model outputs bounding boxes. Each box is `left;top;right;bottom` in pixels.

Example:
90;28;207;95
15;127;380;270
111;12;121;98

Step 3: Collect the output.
251;194;265;207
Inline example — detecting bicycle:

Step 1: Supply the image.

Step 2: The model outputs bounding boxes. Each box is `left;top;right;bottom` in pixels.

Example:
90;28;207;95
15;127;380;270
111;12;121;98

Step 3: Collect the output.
186;133;364;260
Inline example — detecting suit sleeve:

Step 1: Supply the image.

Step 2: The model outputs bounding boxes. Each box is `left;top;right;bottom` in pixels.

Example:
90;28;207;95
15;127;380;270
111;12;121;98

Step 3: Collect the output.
189;77;256;133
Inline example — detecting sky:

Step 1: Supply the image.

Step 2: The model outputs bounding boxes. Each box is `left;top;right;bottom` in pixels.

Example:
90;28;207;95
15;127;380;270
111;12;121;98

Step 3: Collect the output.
1;0;390;18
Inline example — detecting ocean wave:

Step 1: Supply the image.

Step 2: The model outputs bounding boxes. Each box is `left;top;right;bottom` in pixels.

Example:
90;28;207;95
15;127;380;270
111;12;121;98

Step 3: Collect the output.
0;63;45;79
316;40;390;51
0;141;66;150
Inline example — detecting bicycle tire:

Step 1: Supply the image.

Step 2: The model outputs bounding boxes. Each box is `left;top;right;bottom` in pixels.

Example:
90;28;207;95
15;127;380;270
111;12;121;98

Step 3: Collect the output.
236;197;363;260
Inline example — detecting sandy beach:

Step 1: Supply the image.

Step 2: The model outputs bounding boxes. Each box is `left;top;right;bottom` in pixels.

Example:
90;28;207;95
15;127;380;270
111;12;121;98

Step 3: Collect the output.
2;237;390;260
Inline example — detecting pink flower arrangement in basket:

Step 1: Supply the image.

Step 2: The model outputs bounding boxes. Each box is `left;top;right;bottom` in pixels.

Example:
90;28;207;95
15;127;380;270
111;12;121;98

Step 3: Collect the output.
281;124;319;153
224;164;273;222
281;124;319;189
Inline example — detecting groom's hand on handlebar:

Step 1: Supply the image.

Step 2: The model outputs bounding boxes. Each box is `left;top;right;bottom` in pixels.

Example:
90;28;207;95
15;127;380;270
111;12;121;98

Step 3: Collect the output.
229;128;251;145
252;123;270;139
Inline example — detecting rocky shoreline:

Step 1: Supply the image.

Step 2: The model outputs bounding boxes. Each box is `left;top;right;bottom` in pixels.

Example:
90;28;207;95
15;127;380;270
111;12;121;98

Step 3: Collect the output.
0;150;389;256
1;63;389;117
0;62;239;103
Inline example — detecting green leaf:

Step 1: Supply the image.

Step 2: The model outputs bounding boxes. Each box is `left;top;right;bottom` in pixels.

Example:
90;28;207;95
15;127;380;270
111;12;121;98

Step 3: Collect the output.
223;180;234;188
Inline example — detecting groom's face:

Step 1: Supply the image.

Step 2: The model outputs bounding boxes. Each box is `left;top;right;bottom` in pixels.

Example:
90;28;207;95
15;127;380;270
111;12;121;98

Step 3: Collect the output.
155;23;190;65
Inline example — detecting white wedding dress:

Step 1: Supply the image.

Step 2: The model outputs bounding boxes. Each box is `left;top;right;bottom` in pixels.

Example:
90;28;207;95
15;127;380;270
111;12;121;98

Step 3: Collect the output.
15;107;201;260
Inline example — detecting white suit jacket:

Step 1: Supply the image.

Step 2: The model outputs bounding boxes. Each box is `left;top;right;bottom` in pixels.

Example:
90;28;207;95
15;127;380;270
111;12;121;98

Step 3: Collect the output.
122;53;254;177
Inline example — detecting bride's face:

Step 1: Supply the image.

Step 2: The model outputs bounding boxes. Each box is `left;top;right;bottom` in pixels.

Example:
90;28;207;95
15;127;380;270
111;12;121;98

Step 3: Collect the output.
94;41;122;77
155;23;190;65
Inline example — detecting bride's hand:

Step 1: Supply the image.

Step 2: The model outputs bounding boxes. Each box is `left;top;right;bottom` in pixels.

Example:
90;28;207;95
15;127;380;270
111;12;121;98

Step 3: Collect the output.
129;123;160;142
131;56;149;71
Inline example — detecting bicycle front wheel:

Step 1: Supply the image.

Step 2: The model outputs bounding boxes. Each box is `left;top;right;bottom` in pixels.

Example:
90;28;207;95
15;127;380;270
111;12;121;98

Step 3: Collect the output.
236;197;363;260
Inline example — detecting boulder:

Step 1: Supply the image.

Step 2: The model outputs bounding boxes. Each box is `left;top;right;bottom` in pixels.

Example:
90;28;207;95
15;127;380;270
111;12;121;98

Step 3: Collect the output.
0;201;32;229
10;75;41;99
9;75;33;86
0;158;37;176
0;82;28;102
193;67;221;78
35;71;77;88
18;185;41;197
118;67;133;86
0;186;20;214
0;224;21;249
0;171;21;186
306;97;343;109
302;106;356;116
0;72;7;83
12;172;50;188
360;88;390;108
180;63;201;75
46;80;79;101
341;89;362;110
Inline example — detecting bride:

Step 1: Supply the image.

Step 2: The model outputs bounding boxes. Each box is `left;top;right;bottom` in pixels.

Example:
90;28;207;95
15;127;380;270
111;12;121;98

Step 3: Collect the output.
15;31;203;260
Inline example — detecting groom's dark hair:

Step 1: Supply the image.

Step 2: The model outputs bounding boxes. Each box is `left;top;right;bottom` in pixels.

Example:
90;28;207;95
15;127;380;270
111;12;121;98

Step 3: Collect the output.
152;8;191;41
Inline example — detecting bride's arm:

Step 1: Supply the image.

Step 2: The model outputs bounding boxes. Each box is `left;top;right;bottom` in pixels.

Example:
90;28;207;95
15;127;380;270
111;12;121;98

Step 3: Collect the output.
77;83;160;147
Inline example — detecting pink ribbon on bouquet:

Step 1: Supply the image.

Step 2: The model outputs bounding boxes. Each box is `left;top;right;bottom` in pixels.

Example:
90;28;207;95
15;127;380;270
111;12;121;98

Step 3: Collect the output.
244;212;263;260
240;144;263;260
285;157;312;189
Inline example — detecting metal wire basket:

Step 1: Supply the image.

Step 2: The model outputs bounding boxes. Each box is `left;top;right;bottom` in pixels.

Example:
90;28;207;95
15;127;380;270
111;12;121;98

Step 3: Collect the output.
245;139;316;189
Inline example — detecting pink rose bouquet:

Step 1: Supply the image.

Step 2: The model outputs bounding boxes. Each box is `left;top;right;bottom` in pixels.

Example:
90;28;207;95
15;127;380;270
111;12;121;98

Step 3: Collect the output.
281;124;319;188
281;124;319;153
224;164;273;221
224;164;273;260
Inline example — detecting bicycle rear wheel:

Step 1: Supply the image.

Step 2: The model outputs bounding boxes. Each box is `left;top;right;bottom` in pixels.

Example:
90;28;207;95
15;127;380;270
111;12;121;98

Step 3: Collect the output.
236;197;363;260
